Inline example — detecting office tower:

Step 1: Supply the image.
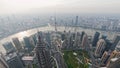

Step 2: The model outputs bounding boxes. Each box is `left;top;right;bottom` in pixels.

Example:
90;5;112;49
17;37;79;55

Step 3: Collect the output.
29;36;36;46
66;31;74;48
100;51;111;66
35;35;52;68
12;37;22;52
74;16;79;41
92;32;100;47
3;42;16;53
38;31;44;39
106;50;120;66
95;39;106;57
104;40;112;51
0;53;9;68
6;52;24;68
31;34;37;45
111;35;120;50
74;32;81;47
80;31;85;41
107;58;120;68
45;32;51;44
61;31;66;41
81;34;88;49
61;31;72;49
69;33;74;48
23;36;34;52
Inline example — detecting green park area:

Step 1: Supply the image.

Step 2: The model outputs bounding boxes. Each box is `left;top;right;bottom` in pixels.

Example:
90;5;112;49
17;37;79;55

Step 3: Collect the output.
63;50;90;68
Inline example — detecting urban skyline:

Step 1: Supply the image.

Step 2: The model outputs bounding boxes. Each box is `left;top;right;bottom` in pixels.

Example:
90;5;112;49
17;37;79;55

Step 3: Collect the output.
0;0;120;68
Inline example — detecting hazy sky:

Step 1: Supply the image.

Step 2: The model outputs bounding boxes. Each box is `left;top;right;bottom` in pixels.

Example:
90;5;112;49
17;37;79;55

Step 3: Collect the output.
0;0;120;14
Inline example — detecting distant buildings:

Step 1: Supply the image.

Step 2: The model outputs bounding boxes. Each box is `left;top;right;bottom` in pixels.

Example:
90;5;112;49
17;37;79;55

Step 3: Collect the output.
95;39;106;57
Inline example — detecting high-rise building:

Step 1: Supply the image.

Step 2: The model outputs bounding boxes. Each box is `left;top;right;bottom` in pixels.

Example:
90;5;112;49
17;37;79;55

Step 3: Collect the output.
106;50;120;66
80;31;85;42
74;32;81;47
104;40;112;51
23;36;34;52
100;51;111;66
95;39;106;57
92;32;100;47
61;31;66;41
0;53;9;68
111;35;120;50
107;58;120;68
45;32;51;44
12;37;22;52
35;35;52;68
29;36;36;46
5;52;24;68
31;33;37;45
2;42;16;53
81;34;88;49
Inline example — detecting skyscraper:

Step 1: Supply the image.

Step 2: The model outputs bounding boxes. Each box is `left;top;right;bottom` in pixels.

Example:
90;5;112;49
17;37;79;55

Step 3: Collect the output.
111;35;120;50
95;39;106;57
23;36;34;52
61;31;66;41
106;50;120;66
81;34;88;49
12;37;22;52
35;35;52;68
74;32;81;47
100;51;111;66
92;32;100;47
2;42;16;53
80;31;85;42
45;32;51;44
31;34;37;45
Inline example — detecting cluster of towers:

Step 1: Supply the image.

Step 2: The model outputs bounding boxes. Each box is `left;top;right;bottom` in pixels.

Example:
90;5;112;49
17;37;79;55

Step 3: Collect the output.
93;31;120;67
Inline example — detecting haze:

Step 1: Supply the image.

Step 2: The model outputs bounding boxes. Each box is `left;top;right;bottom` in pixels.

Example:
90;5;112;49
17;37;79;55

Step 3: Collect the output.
0;0;120;14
